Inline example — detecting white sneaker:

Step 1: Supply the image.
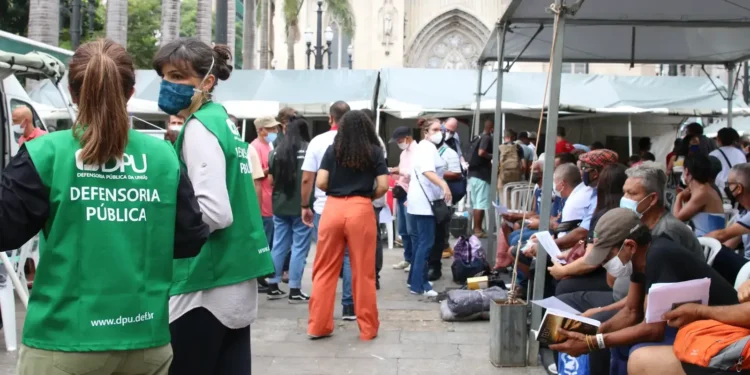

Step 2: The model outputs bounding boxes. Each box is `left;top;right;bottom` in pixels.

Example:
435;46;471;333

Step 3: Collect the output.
404;264;411;272
392;261;410;270
407;281;433;288
548;363;558;374
411;290;438;297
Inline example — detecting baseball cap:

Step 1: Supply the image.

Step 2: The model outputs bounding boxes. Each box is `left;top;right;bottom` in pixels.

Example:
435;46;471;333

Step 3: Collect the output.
583;208;642;266
254;116;280;130
390;126;411;143
579;149;618;169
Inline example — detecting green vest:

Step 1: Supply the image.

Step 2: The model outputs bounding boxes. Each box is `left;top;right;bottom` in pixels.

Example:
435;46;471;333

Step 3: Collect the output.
24;130;179;351
171;102;273;296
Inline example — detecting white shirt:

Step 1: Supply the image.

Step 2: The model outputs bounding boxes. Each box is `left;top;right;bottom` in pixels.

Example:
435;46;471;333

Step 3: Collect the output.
438;144;461;174
301;130;338;214
407;140;447;216
169;118;258;329
559;183;592;236
709;146;747;191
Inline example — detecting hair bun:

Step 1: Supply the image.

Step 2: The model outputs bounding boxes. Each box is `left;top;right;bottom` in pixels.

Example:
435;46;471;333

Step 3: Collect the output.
212;44;233;81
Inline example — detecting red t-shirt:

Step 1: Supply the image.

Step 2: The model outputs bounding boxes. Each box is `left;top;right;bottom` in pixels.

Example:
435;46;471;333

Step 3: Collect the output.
555;140;575;154
18;128;47;146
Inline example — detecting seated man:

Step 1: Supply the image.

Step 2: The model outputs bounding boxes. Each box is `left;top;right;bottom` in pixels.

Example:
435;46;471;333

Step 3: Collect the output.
624;279;750;374
551;208;738;375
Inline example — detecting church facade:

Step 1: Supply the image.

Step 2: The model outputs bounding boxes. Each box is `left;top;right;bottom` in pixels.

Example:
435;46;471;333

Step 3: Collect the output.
267;0;663;77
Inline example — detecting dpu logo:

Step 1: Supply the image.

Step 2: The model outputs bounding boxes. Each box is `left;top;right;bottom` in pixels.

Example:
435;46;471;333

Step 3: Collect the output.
75;149;148;174
226;119;241;136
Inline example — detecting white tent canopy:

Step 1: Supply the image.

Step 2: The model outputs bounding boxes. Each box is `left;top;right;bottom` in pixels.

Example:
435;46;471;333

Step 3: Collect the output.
480;0;750;64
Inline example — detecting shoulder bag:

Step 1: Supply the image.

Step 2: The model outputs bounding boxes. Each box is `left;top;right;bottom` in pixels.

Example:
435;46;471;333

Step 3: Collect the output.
415;168;452;224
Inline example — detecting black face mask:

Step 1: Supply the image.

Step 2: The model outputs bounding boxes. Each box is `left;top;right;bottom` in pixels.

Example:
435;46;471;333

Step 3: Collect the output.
726;186;746;211
530;174;541;184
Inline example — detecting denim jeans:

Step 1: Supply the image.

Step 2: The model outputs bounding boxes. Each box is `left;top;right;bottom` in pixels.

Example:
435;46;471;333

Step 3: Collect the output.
314;213;352;307
508;227;537;249
262;216;274;250
407;214;435;293
268;215;313;289
396;197;413;263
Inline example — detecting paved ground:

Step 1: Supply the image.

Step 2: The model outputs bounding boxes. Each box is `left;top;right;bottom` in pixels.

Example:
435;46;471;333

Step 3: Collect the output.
0;243;546;375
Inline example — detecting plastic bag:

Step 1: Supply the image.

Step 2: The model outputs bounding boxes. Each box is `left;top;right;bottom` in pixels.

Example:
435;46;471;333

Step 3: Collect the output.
445;286;508;318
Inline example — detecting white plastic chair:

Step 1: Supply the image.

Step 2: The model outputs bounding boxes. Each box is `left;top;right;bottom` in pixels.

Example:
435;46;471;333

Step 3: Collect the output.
0;235;37;352
698;237;722;266
379;206;394;249
735;262;750;290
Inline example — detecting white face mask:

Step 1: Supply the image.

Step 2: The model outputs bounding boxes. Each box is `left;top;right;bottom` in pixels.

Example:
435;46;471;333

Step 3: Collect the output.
397;142;408;150
552;181;562;197
429;132;444;145
445;132;454;140
604;243;633;278
169;125;183;132
12;124;23;134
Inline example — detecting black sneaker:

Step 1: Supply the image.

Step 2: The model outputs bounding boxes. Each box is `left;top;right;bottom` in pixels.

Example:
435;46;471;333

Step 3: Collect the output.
342;305;356;321
288;288;310;304
266;284;287;300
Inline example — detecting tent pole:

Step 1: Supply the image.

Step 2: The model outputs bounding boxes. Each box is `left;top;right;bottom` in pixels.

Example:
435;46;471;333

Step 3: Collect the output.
532;0;566;350
375;108;382;135
488;22;507;269
474;64;484;138
628;115;633;156
728;63;736;128
242;119;247;141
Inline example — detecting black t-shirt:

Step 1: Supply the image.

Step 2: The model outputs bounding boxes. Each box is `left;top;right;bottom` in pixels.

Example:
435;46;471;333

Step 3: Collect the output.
320;146;389;198
468;134;493;182
645;236;738;306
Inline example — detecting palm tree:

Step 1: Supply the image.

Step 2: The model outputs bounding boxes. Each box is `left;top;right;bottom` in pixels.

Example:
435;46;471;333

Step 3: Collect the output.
228;0;236;66
259;0;270;69
27;0;60;46
243;0;257;69
161;0;182;45
283;0;355;70
196;0;212;44
106;0;129;46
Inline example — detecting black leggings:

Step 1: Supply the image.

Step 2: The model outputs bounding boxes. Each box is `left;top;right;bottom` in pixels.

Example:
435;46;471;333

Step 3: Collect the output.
169;308;251;375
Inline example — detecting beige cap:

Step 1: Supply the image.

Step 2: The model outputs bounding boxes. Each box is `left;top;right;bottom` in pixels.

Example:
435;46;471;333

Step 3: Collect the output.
254;116;280;130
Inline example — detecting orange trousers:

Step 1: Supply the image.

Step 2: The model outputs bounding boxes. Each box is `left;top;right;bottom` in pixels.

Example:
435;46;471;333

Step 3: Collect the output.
308;196;379;340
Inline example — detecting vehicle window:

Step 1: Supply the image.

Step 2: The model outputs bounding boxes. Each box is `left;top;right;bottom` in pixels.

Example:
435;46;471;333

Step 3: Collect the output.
10;99;46;145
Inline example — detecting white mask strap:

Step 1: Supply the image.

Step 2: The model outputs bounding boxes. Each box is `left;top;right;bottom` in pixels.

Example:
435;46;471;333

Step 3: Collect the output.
195;56;215;94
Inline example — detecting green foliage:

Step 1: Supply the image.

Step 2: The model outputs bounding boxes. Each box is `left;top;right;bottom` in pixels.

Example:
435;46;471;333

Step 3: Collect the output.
126;0;162;69
58;0;106;50
180;0;198;37
0;0;31;35
325;0;355;36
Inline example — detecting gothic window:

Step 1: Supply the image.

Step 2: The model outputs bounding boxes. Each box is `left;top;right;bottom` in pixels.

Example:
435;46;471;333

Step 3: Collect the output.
405;10;491;69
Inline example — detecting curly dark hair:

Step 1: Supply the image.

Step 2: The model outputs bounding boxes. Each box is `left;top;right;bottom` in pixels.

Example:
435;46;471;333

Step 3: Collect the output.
333;110;381;171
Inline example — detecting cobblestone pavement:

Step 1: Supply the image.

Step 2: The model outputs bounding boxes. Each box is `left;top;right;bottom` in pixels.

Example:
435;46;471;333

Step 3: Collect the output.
0;244;546;375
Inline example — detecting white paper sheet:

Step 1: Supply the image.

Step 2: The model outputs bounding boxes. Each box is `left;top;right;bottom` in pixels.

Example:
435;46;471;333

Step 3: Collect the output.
645;278;711;323
492;201;509;215
532;297;582;315
534;231;566;264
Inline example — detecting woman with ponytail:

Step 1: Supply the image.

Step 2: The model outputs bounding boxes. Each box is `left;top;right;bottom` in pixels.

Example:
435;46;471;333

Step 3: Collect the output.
0;39;209;374
152;38;274;374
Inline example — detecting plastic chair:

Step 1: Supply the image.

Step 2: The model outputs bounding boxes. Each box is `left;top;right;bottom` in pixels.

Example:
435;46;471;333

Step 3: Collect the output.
698;237;722;266
0;235;37;352
735;262;750;290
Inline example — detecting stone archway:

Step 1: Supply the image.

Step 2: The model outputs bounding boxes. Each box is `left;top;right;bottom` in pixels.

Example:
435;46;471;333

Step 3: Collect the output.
405;9;491;69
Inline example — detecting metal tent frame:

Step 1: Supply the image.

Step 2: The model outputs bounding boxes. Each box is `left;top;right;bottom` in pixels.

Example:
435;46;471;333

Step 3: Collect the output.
477;0;750;365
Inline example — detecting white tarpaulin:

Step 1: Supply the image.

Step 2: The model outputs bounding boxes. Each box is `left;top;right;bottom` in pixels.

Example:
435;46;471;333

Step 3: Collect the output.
480;0;750;64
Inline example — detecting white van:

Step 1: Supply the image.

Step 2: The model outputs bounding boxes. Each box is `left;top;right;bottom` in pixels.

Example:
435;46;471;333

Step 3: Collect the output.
0;50;72;167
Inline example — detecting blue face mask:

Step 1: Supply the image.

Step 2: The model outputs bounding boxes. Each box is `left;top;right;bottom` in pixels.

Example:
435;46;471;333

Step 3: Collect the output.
157;80;195;115
158;57;215;116
264;132;278;144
